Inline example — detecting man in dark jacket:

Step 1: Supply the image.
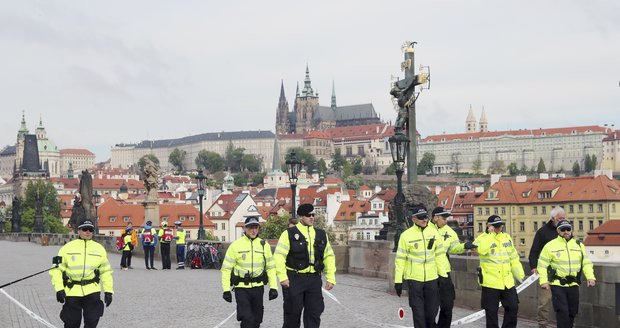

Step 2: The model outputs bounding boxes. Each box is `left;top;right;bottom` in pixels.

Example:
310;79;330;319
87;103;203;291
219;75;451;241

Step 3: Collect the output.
528;207;565;328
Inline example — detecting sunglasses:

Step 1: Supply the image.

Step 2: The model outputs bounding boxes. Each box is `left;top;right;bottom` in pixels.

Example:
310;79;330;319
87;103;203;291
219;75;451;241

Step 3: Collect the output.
414;216;428;220
559;227;572;232
305;213;315;217
80;227;94;232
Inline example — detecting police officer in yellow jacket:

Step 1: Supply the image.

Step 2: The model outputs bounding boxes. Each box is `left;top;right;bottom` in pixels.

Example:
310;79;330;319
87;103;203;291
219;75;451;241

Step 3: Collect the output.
274;203;336;328
538;220;595;328
50;219;114;328
174;221;187;269
471;215;524;328
221;216;278;328
430;206;475;328
394;205;447;328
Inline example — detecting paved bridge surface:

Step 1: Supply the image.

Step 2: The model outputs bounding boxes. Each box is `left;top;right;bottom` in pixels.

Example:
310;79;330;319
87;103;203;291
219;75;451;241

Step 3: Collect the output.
0;240;537;328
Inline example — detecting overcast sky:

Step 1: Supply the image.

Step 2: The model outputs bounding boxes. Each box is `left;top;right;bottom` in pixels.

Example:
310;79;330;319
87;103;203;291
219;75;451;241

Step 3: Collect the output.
1;0;619;162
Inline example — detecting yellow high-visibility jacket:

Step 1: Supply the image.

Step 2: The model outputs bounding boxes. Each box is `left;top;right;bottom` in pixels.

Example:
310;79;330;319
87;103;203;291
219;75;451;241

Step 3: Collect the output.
274;222;336;285
433;223;466;276
50;238;114;297
538;236;595;287
473;231;524;290
395;224;447;283
175;228;186;245
221;234;277;291
122;234;132;251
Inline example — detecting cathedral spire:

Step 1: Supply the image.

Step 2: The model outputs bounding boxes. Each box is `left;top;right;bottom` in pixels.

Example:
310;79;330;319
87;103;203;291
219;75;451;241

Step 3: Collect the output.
18;111;29;140
272;137;282;172
331;80;337;111
301;64;314;97
275;80;290;134
296;82;300;97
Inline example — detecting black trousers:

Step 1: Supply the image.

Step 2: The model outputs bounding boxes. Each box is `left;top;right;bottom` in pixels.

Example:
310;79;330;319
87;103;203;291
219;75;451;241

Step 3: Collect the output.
282;272;324;328
551;285;579;328
160;243;171;269
407;279;439;328
144;245;155;268
120;250;132;268
235;286;264;328
436;275;455;328
60;292;104;328
481;286;519;328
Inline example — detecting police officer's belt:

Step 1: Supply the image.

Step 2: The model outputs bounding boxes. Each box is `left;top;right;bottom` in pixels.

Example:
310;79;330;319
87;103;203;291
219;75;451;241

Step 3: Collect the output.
63;270;100;288
287;269;319;276
231;272;267;286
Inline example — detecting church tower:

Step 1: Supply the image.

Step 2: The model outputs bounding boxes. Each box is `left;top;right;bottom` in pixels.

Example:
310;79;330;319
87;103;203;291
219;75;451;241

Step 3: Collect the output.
479;107;488;132
331;80;337;111
15;111;29;172
275;80;290;134
466;105;477;133
294;65;319;134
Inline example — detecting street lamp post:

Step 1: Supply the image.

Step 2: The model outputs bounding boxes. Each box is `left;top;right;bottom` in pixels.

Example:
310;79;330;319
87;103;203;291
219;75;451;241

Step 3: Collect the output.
388;132;410;252
93;191;101;235
285;151;302;220
195;170;207;240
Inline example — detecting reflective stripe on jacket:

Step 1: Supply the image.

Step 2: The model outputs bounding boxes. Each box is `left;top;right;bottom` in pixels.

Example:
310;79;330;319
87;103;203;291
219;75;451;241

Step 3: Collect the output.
473;231;524;290
122;234;132;251
49;238;114;296
394;224;447;283
220;234;277;291
433;223;465;276
274;222;336;285
538;236;595;287
176;229;186;245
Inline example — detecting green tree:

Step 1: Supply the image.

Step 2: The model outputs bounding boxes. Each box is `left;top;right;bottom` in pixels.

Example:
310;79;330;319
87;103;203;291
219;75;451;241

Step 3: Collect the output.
138;154;160;172
195;150;224;173
488;160;506;174
450;152;462;174
417;152;435;175
284;147;318;173
260;213;290;239
537;158;546;173
591;155;598;172
584;154;592;172
344;175;364;190
507;162;518;176
362;163;376;175
21;181;67;233
252;172;267;186
224;142;246;173
472;159;482;175
233;173;248;186
168;148;186;173
330;150;346;174
342;161;354;178
351;158;363;175
520;164;528;175
241;154;262;172
384;163;396;175
317;159;327;174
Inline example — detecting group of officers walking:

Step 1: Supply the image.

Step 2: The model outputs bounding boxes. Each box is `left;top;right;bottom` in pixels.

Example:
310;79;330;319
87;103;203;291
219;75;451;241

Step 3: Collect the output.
394;205;596;328
47;202;596;328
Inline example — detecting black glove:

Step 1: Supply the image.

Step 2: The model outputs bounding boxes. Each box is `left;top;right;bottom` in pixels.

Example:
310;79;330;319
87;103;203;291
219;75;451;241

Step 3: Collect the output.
104;292;113;307
394;283;402;297
222;291;232;303
56;290;65;304
268;289;278;300
464;241;477;250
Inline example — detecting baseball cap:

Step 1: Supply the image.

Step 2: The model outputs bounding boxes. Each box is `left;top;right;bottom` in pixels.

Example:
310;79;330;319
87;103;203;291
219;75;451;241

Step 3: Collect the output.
409;205;428;218
244;216;260;227
78;220;95;229
431;207;451;217
487;215;504;226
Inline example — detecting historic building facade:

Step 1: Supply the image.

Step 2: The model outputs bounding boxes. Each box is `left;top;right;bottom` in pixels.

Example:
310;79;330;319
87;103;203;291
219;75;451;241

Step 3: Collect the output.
275;65;381;135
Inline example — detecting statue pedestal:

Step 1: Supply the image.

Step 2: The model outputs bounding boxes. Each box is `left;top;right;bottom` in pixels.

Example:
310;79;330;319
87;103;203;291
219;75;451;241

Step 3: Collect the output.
143;199;160;227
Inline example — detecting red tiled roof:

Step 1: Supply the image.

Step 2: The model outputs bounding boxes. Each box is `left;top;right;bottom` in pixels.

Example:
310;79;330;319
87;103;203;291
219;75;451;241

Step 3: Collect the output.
326;124;394;142
334;200;370;221
476;176;620;205
422;125;607;142
603;130;620;142
277;134;304;140
304;131;331;139
60;148;95;155
436;186;456;209
371;189;397;202
584;220;620;246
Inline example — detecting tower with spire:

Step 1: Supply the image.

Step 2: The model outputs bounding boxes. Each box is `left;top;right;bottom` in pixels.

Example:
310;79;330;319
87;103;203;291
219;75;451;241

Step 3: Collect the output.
466;105;477;133
294;64;320;134
275;80;290;134
479;107;488;133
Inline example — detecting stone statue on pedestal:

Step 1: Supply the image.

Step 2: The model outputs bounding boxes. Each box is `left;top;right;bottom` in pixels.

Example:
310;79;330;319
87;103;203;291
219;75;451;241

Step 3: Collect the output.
11;196;21;232
143;158;159;201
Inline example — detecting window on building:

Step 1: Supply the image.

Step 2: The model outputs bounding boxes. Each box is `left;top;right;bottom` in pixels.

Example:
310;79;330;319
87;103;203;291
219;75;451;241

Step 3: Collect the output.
588;204;594;213
519;222;525;231
366;232;371;240
519;207;525;215
478;208;483;215
123;216;130;222
108;231;115;236
520;238;525;246
478;222;483;232
597;204;603;213
358;146;365;156
222;223;226;230
189;216;195;221
533;206;538;215
541;206;546;215
605;250;610;255
589;220;594;230
533;222;538;231
613;204;617;213
494;207;499;215
346;147;353;156
598;220;603;226
578;204;583;213
501;207;506;215
179;216;185;221
578;220;583;231
222;236;225;242
569;205;574;213
161;216;169;221
485;208;490;215
214;224;218;230
109;217;116;222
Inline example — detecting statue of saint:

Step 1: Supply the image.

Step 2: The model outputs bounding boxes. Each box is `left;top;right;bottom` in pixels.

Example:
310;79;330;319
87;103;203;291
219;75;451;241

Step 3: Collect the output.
69;193;85;234
143;158;159;200
11;196;21;232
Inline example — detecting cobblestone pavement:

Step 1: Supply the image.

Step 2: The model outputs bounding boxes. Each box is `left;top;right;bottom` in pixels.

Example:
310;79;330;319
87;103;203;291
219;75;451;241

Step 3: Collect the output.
0;240;538;327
